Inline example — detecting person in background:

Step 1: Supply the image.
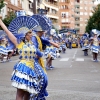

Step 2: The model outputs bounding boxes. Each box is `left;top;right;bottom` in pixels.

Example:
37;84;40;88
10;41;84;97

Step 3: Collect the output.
32;26;59;71
91;32;100;62
68;37;72;49
0;37;8;62
82;38;89;56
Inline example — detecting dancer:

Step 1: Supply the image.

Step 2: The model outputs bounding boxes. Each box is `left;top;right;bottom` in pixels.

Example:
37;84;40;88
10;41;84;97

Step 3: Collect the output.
91;31;100;62
0;37;8;62
44;36;57;70
32;26;59;71
0;18;45;100
82;38;89;56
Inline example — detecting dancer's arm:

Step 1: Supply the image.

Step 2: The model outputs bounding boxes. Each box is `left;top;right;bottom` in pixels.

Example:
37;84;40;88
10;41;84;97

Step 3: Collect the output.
0;19;18;47
49;41;59;48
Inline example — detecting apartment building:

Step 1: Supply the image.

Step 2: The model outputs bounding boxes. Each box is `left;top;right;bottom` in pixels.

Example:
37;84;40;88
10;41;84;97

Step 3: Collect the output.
0;0;23;19
59;0;96;35
94;0;100;4
59;0;75;29
33;0;59;29
74;0;95;35
22;0;33;16
0;0;34;19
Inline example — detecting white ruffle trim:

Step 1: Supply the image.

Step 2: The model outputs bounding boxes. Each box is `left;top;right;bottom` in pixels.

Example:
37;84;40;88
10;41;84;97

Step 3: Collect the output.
12;81;38;94
12;71;37;83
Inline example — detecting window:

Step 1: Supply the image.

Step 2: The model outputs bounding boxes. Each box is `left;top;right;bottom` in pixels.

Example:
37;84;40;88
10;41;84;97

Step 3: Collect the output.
76;11;80;14
15;0;18;6
84;1;88;4
75;17;80;21
80;18;83;21
89;12;93;16
75;24;80;26
80;7;83;9
85;7;87;10
80;24;83;26
80;1;83;3
84;12;87;15
80;12;83;15
10;0;14;4
75;0;80;3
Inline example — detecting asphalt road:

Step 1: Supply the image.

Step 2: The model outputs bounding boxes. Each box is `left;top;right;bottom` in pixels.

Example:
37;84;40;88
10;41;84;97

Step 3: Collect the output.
0;48;100;100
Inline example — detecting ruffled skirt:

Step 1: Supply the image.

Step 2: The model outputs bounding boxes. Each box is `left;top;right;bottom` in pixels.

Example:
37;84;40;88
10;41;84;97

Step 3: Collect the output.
11;61;39;94
11;60;48;98
91;45;99;53
82;45;90;51
0;46;8;55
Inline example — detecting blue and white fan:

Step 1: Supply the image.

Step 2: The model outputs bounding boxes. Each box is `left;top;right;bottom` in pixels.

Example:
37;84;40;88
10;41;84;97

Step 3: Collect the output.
8;16;39;34
32;14;52;33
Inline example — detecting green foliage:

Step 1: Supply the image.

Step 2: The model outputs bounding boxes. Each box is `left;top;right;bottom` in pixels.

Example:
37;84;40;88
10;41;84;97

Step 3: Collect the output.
3;11;16;27
85;4;100;33
0;0;5;12
0;11;16;29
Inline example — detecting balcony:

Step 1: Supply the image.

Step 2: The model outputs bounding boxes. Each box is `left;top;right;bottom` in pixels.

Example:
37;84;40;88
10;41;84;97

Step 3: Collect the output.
43;0;58;11
61;22;70;24
74;8;80;12
47;12;59;19
75;2;80;6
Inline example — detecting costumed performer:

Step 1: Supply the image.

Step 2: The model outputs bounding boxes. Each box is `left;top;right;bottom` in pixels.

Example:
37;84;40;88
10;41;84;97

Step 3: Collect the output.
91;31;100;62
0;19;44;100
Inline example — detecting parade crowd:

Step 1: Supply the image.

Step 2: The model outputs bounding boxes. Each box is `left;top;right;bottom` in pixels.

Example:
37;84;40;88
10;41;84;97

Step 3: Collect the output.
0;11;100;100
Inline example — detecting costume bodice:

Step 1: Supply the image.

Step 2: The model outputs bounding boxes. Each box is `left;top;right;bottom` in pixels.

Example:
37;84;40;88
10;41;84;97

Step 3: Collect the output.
93;38;99;46
17;41;36;61
84;40;88;46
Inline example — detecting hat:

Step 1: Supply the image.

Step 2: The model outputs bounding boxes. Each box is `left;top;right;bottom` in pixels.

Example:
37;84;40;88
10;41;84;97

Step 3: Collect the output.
18;27;32;35
34;26;45;32
8;16;39;34
92;29;98;34
32;14;52;33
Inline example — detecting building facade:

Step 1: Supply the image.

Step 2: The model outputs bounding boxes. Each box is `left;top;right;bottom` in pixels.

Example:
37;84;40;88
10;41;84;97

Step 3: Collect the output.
59;0;96;35
33;0;59;29
22;0;33;16
59;0;75;29
0;0;34;19
0;0;23;19
74;0;95;35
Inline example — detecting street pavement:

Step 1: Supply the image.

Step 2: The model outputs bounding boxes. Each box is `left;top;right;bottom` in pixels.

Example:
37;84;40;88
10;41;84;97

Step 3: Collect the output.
0;48;100;100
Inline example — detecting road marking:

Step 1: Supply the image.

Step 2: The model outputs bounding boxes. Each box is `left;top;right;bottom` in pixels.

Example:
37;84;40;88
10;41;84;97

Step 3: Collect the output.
73;50;77;59
75;58;84;61
59;58;69;61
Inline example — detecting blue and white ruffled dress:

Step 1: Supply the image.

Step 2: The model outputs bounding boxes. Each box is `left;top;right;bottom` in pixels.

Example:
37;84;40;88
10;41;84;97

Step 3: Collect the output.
82;44;90;51
44;46;57;60
91;45;99;53
61;43;66;50
0;45;8;55
11;42;43;94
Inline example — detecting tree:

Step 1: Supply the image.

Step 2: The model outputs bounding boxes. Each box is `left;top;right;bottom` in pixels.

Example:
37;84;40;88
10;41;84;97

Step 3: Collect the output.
85;4;100;34
0;0;5;13
2;11;16;27
0;11;16;29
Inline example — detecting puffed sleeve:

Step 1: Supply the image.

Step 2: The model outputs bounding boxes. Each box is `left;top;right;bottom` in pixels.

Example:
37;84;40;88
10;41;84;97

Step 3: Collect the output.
31;36;38;49
41;37;51;46
36;48;43;57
